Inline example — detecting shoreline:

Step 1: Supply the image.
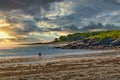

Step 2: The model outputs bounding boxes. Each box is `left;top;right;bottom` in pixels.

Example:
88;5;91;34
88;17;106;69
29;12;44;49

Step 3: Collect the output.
0;50;119;66
0;51;120;80
0;49;119;59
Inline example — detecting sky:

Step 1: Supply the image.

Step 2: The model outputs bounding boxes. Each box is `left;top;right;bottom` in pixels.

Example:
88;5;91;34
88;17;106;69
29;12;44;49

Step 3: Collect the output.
0;0;120;44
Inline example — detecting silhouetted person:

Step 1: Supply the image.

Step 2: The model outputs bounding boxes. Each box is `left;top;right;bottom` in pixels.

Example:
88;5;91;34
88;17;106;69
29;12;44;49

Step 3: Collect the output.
39;52;42;56
116;47;117;51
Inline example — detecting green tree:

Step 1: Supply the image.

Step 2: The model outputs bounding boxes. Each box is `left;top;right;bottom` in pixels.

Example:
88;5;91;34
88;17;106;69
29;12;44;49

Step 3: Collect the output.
54;38;59;42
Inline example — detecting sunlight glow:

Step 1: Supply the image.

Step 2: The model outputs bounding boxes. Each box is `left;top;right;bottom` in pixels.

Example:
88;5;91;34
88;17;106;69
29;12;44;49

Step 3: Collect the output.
0;31;12;39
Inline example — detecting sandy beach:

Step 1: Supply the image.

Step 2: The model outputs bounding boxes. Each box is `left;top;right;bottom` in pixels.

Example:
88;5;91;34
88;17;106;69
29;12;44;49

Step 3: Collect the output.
0;51;120;80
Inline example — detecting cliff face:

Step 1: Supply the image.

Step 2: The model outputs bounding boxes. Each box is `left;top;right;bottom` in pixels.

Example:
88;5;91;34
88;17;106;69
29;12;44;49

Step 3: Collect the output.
60;38;120;50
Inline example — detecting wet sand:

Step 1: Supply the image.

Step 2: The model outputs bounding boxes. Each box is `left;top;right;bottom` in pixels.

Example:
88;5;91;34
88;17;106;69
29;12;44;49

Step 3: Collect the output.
0;51;120;80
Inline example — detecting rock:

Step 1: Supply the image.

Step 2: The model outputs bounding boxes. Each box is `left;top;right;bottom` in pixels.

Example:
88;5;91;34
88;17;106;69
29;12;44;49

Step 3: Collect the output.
100;38;112;46
57;38;120;50
111;39;120;46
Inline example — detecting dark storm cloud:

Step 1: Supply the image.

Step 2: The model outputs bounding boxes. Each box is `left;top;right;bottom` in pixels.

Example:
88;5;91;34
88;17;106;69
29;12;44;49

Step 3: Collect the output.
47;25;80;32
44;0;120;33
1;0;120;43
0;19;44;38
63;25;80;31
104;0;120;5
22;19;40;32
71;0;120;19
46;22;120;32
81;22;120;31
0;0;64;10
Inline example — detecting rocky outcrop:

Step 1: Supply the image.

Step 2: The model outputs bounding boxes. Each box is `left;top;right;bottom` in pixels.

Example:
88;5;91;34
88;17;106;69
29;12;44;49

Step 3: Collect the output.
58;38;120;50
111;39;120;46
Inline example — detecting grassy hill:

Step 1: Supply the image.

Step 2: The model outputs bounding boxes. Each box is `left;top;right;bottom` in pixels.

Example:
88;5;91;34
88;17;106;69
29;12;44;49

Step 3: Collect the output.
54;30;120;49
54;30;120;42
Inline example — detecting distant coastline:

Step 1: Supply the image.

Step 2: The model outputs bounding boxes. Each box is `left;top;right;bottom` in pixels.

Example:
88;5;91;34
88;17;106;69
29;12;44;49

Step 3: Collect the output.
20;30;120;50
19;41;70;46
20;42;51;45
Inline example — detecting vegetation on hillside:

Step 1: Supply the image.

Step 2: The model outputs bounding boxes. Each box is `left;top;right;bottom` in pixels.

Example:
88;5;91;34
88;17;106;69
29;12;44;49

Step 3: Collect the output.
54;30;120;42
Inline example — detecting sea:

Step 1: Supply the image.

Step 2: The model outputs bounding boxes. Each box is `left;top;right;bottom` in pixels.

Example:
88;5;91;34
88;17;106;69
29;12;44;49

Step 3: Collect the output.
0;44;105;58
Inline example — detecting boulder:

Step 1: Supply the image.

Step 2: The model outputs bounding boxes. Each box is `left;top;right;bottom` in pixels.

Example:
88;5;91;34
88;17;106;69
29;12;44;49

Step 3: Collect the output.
111;39;120;46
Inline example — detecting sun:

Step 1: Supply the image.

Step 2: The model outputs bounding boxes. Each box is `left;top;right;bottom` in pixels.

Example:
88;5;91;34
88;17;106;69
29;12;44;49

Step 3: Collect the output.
0;31;12;39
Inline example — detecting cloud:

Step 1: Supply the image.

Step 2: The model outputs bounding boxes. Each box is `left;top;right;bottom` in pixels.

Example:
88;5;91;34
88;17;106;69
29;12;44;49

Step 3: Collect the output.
0;0;120;43
45;25;80;33
0;0;65;20
0;19;43;39
0;0;64;11
80;22;120;31
0;38;41;44
104;0;120;5
46;22;120;33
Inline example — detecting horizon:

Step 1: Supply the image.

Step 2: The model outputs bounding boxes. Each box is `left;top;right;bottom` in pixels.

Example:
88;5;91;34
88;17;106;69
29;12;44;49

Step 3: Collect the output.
0;0;120;46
